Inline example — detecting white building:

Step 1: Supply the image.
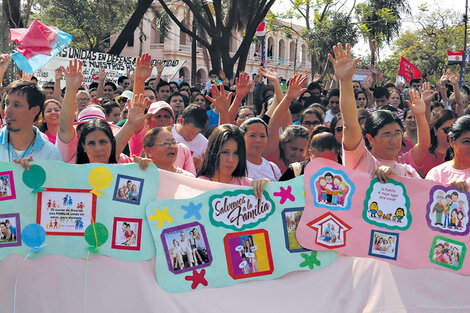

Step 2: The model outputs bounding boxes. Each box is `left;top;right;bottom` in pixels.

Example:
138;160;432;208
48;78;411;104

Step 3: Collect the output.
109;1;311;84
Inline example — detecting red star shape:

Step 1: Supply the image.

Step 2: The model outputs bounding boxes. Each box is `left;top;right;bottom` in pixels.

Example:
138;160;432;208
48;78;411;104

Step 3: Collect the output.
184;269;208;289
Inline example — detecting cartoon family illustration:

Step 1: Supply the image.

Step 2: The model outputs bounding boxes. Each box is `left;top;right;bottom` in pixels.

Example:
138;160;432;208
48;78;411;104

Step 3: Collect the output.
315;172;349;207
432;240;461;267
368;202;405;223
116;180;140;202
431;191;467;231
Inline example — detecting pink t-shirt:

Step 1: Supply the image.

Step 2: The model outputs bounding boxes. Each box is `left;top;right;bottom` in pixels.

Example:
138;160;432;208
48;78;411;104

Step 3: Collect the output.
343;138;421;179
45;131;56;145
426;161;470;186
265;149;287;175
129;126;196;175
197;175;252;186
415;150;446;178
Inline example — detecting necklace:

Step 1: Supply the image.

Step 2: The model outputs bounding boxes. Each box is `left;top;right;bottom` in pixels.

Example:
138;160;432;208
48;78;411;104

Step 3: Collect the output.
8;131;36;162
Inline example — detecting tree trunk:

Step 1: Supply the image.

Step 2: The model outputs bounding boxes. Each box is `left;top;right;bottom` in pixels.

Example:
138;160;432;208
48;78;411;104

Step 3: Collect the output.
369;38;376;66
4;0;24;28
108;0;154;55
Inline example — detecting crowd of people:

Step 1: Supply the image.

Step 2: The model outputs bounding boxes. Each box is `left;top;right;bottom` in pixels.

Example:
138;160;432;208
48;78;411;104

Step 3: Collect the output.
0;41;470;196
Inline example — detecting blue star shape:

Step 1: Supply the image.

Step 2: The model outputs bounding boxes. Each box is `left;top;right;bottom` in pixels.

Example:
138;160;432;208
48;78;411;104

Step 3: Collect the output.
299;251;321;270
180;202;202;220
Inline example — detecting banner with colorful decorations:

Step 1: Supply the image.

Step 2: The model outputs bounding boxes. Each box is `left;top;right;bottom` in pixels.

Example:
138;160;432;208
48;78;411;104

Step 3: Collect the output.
297;159;470;274
33;47;186;87
145;176;337;293
0;161;158;261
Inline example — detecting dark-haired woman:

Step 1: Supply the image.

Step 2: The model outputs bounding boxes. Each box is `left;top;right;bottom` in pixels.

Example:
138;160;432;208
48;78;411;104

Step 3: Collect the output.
197;124;268;198
39;99;61;144
76;119;119;164
240;117;281;181
426;115;470;192
280;126;339;181
329;43;430;181
415;109;456;177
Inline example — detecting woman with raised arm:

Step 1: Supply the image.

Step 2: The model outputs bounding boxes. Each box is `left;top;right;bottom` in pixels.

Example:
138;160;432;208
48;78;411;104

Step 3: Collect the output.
329;43;430;182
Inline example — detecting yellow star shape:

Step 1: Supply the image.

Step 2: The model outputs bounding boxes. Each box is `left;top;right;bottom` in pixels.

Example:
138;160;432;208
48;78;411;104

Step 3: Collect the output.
303;190;306;197
148;206;173;228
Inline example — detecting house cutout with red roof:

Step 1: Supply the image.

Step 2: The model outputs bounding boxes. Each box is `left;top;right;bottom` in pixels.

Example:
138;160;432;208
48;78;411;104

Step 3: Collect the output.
307;212;351;249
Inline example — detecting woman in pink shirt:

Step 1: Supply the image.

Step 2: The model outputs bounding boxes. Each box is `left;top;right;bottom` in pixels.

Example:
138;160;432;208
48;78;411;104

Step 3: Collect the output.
426;116;470;192
328;43;429;182
39;99;61;144
197;124;268;199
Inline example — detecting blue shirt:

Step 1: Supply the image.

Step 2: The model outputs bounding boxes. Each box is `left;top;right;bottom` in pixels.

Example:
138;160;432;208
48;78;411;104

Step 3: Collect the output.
207;109;219;128
0;126;63;162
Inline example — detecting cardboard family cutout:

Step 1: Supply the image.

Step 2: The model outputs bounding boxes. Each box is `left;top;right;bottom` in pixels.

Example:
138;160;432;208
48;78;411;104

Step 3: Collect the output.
146;176;337;293
0;161;158;262
296;158;470;275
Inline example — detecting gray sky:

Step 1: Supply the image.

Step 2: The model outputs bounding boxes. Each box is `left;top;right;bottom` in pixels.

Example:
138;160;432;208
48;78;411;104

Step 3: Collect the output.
271;0;468;58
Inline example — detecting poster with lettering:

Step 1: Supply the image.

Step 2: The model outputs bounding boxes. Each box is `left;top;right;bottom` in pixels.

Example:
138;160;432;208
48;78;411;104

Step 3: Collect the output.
146;177;338;293
0;161;158;262
35;47;186;87
296;158;470;275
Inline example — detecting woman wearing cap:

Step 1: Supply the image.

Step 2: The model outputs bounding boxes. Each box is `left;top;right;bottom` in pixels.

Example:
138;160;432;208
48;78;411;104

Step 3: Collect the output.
134;127;195;177
128;101;196;175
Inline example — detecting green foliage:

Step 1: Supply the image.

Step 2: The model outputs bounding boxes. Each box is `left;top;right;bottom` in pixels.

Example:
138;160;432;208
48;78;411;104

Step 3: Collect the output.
381;9;465;83
355;0;410;64
32;0;135;51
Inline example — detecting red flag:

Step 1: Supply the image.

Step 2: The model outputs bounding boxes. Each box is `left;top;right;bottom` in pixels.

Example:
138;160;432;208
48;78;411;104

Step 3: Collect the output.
397;56;422;83
10;20;58;59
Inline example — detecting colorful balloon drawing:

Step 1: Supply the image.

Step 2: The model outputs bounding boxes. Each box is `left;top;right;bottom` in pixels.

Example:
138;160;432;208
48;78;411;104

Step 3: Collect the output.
22;165;46;193
22;224;46;251
84;223;108;253
88;166;113;197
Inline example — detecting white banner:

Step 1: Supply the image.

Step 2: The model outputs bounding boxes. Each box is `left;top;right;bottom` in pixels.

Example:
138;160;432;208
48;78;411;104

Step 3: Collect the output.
34;47;185;88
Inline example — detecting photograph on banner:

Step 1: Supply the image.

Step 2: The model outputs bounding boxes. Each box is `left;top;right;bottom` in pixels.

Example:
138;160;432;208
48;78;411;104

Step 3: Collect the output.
309;168;355;211
429;236;466;271
0;213;21;247
368;229;399;260
37;188;97;236
112;217;142;251
426;186;470;235
113;174;144;205
224;229;274;280
161;222;212;274
281;208;307;253
0;171;16;201
363;178;411;230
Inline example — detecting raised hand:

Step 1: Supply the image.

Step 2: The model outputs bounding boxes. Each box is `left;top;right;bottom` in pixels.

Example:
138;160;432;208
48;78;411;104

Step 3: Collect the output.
135;53;153;82
285;74;308;100
421;82;438;105
406;88;426;115
62;59;83;91
156;60;164;74
98;67;107;81
328;43;360;81
55;67;63;81
206;84;233;114
17;72;33;81
313;73;322;82
446;71;459;86
257;67;279;82
362;74;373;90
0;54;11;78
235;72;253;98
127;93;150;127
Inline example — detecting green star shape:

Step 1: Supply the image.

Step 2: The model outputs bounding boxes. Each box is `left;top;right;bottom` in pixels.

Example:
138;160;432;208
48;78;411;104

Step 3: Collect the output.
299;251;321;269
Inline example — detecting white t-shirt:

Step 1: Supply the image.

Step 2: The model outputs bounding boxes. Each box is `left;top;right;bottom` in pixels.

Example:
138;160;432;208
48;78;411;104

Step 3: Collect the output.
172;126;208;158
324;110;336;124
247;158;282;181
